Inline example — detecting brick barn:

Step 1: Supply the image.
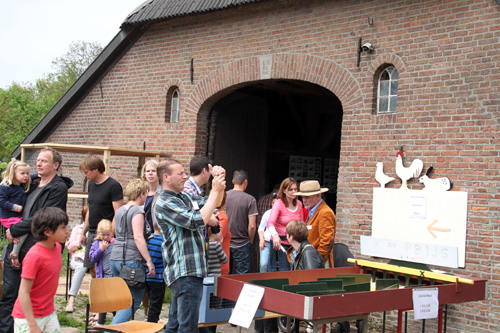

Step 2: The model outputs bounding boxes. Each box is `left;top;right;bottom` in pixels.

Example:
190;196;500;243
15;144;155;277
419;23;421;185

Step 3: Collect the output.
15;0;499;331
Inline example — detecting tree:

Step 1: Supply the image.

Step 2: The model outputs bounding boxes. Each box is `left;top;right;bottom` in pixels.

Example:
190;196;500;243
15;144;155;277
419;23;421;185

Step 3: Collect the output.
0;41;103;161
49;41;103;96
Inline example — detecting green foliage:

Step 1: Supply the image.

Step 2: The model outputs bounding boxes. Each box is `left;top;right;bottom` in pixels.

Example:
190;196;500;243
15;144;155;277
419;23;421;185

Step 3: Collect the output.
0;161;7;177
164;287;172;303
0;41;103;162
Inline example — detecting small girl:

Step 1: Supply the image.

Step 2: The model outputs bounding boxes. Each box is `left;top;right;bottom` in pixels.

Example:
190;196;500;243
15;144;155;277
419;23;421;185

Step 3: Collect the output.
89;219;115;325
0;160;31;269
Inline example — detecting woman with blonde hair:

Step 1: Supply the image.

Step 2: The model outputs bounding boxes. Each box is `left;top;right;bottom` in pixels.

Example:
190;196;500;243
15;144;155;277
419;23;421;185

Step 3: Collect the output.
109;178;155;324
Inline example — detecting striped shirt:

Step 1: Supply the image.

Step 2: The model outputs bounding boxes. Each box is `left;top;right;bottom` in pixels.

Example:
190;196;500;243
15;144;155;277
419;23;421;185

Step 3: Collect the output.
154;189;207;286
146;234;165;283
207;241;228;277
183;177;204;199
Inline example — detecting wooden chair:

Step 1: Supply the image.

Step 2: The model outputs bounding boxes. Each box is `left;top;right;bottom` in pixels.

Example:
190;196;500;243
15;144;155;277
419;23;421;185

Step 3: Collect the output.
85;277;165;333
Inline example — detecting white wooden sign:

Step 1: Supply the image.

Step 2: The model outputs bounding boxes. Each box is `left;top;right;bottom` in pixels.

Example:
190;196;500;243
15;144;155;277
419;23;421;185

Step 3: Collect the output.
229;283;265;328
361;236;459;267
369;188;467;267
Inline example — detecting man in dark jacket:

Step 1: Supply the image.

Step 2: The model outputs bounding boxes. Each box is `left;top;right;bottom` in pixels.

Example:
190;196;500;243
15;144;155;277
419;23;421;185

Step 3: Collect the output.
286;220;325;271
0;147;73;332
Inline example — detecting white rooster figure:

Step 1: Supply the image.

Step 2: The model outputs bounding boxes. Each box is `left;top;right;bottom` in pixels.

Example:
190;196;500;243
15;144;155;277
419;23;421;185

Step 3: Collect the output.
375;162;395;188
395;151;423;189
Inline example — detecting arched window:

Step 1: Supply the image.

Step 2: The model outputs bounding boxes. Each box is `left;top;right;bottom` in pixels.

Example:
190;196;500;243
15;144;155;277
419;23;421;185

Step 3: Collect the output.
165;87;180;123
377;67;398;113
171;89;180;122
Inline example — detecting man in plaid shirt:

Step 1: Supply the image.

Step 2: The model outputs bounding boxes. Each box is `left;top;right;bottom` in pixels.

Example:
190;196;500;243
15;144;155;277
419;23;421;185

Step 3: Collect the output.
154;158;225;333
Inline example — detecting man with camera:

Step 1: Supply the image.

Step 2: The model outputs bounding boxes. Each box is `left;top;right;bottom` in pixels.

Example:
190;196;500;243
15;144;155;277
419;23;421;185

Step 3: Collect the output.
154;158;225;333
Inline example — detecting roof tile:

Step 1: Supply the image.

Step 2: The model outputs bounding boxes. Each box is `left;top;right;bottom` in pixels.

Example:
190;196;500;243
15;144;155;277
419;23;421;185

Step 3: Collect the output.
123;0;263;26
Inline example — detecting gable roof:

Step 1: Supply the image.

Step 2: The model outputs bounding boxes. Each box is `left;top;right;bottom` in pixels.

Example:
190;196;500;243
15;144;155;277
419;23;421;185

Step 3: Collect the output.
123;0;263;26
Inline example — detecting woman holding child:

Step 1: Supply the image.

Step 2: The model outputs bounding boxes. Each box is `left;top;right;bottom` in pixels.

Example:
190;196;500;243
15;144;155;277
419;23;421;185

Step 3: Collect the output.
266;178;307;271
109;178;155;324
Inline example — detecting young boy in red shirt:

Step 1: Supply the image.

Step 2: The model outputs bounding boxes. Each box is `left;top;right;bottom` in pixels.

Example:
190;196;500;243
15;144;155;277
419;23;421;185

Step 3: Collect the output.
12;207;69;332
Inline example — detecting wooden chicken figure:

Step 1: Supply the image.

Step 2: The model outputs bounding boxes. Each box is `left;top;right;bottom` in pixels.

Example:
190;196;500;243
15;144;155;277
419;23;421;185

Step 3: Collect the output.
395;151;423;189
419;166;451;191
375;162;395;188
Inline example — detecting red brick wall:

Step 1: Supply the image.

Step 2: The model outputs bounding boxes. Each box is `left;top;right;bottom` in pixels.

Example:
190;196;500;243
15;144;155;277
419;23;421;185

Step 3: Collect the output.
38;0;499;330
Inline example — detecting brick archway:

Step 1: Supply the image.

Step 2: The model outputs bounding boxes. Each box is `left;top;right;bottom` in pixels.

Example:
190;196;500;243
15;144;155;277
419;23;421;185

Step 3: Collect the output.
186;53;363;118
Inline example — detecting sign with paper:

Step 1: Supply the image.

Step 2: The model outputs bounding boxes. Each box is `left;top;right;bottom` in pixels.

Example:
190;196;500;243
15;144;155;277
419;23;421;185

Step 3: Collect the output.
229;283;265;328
413;288;439;320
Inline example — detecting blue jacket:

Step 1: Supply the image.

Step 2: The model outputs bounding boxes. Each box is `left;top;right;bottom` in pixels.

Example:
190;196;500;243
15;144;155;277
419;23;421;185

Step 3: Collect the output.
0;184;27;219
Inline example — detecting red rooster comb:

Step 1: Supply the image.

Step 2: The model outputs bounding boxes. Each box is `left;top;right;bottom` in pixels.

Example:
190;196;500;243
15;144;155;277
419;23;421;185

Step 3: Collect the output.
396;152;404;158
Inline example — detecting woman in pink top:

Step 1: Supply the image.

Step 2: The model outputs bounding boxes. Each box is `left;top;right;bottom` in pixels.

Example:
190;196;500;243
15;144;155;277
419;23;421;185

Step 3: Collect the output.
267;178;306;271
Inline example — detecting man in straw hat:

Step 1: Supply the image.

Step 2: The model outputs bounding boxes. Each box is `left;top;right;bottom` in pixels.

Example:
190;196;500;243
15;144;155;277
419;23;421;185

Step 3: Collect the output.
293;180;336;267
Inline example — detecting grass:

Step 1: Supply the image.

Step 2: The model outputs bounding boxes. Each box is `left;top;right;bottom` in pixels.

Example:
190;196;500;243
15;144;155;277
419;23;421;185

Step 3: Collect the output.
57;311;86;329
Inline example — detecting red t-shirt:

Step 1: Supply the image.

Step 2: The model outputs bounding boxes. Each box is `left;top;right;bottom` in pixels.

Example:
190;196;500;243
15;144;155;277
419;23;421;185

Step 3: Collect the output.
12;242;62;318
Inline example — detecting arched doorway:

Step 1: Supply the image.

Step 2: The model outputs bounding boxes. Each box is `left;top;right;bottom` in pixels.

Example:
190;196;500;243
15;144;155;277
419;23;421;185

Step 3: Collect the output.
208;79;343;212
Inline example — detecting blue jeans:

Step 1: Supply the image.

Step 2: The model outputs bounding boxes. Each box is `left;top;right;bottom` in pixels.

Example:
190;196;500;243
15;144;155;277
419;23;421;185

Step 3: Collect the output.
230;243;251;274
110;260;146;324
259;241;276;273
276;244;291;272
165;276;203;333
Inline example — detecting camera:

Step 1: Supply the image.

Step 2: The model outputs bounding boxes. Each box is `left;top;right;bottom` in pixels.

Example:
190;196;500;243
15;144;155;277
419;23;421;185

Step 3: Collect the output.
361;42;374;52
210;215;220;234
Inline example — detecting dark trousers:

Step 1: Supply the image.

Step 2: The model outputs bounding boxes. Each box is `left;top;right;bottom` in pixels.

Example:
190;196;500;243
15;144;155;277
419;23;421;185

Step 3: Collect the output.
145;280;166;323
0;243;20;333
254;318;278;333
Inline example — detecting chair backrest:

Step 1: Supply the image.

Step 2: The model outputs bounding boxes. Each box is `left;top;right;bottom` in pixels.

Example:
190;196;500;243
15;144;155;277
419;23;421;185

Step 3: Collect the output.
89;277;133;313
333;243;355;268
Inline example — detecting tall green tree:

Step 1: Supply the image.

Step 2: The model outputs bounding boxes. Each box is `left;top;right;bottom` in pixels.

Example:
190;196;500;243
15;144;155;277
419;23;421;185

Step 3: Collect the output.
0;41;102;161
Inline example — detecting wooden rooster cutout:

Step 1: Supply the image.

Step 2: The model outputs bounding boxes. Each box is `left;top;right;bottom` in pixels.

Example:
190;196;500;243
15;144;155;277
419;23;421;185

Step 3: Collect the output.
395;151;423;189
375;162;395;188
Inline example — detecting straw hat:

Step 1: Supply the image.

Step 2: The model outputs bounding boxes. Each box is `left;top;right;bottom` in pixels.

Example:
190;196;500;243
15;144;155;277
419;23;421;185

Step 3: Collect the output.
293;180;329;196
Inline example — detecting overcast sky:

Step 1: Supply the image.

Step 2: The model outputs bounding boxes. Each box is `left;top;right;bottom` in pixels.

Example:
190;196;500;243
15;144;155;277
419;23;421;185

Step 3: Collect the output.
0;0;144;89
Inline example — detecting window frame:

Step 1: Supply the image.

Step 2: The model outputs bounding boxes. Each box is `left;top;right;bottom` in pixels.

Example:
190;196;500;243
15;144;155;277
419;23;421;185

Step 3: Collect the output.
165;86;180;123
377;66;398;114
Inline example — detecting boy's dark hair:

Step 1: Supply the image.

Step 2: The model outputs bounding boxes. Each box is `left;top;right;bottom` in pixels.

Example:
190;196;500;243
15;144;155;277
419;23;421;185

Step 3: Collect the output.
31;207;68;241
286;220;309;243
189;156;210;176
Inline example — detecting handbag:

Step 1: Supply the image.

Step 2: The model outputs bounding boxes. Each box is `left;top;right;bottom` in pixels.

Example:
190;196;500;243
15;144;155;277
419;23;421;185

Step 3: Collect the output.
119;265;146;289
118;207;146;289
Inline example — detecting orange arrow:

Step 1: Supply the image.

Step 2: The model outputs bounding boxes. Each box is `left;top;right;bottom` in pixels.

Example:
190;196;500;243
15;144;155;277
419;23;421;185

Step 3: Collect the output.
427;219;451;238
